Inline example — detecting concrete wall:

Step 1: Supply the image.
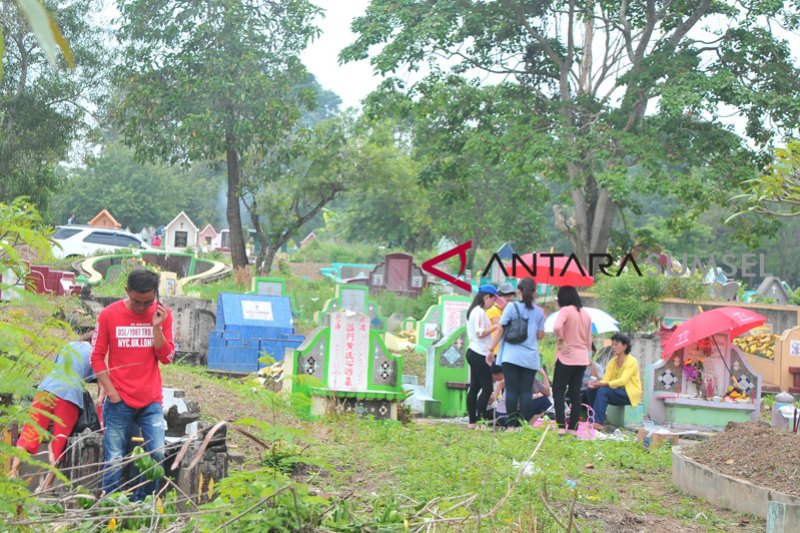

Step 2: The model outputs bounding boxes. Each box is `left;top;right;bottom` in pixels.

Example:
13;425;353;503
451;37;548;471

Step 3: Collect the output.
672;446;800;519
659;298;800;334
768;502;800;533
582;295;800;335
83;296;216;365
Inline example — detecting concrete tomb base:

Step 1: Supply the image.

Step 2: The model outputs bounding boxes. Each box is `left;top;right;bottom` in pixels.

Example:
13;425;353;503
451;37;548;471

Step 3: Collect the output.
672;446;800;520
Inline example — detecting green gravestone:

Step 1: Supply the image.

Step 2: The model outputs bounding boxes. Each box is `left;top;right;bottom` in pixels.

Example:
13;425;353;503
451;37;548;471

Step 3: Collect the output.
285;310;404;419
414;295;472;353
424;326;470;417
251;277;285;296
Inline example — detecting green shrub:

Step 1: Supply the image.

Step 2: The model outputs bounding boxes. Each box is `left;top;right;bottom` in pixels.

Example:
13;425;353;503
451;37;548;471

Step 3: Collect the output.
373;286;438;324
594;265;706;333
290;239;381;264
0;198;68;525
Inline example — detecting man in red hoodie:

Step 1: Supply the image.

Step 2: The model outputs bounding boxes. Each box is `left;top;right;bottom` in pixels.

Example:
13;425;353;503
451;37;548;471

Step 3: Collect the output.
91;269;174;499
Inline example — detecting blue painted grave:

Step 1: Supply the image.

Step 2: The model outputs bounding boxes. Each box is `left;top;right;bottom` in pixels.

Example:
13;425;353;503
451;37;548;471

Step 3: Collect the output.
208;293;304;373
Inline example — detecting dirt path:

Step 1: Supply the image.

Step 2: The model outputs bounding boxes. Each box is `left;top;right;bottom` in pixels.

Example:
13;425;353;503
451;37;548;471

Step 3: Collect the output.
160;366;272;465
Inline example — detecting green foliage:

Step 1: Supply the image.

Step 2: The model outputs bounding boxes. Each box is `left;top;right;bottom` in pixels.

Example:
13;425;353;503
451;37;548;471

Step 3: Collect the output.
337;120;433;251
343;0;800;259
374;286;438;323
402;78;550;259
80;490;178;531
112;0;322;269
283;276;335;334
1;0;108;212
290;238;381;264
0;199;70;525
189;465;328;531
89;260;158;297
791;286;800;305
182;271;243;302
50;143;224;231
113;0;320;167
244;114;353;274
732;140;800;245
594;265;707;333
131;445;165;481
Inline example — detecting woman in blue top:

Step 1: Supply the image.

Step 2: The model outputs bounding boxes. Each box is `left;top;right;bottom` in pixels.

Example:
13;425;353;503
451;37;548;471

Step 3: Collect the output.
488;278;546;427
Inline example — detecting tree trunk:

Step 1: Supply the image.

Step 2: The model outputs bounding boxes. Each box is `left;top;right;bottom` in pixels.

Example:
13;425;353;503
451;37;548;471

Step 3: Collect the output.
225;131;248;270
556;167;616;263
257;244;280;276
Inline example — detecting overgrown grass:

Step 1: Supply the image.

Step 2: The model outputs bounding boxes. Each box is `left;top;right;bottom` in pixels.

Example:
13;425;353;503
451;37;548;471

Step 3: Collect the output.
290;239;384;264
373;287;438;324
158;365;759;532
182;274;243;301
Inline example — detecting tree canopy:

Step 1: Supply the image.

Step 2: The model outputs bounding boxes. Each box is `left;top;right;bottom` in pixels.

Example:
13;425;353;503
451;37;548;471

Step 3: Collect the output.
342;0;800;260
112;0;321;269
0;0;107;212
51;143;224;231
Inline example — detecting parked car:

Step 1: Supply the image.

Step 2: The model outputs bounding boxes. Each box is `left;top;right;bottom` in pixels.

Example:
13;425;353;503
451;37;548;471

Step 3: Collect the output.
51;225;150;259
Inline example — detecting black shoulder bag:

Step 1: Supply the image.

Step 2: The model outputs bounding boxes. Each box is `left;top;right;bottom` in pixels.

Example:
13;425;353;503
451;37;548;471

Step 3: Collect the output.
503;302;529;345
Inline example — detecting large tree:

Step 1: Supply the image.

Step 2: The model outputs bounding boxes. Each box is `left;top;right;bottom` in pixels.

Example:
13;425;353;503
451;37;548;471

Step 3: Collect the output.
243;114;411;274
399;77;550;265
342;0;800;261
338;120;431;252
0;0;107;211
112;0;320;269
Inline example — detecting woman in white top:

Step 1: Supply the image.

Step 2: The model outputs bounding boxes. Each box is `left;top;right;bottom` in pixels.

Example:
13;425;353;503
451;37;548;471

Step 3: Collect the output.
465;285;500;428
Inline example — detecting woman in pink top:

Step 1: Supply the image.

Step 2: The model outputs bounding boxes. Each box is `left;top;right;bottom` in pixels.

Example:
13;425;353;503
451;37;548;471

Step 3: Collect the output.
552;286;592;433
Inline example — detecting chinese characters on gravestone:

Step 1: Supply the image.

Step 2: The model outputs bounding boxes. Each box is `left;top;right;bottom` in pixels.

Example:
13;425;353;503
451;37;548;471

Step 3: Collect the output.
328;311;370;391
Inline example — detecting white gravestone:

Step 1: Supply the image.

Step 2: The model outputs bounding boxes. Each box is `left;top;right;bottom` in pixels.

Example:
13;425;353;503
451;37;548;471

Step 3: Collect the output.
328;311;370;391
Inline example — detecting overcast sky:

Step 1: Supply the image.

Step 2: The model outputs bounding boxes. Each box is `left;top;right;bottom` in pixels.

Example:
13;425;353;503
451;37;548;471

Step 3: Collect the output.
301;0;382;110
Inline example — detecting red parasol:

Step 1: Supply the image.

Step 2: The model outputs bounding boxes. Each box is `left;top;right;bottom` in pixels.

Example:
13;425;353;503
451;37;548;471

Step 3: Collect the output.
508;252;594;287
661;306;767;359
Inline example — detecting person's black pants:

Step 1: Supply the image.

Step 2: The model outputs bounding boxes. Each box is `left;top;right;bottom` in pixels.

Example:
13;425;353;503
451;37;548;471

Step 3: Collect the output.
501;362;536;427
466;349;493;424
553;360;587;430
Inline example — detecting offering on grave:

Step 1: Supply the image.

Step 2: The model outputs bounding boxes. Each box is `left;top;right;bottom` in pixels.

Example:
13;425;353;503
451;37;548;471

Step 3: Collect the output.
733;333;778;360
724;375;748;401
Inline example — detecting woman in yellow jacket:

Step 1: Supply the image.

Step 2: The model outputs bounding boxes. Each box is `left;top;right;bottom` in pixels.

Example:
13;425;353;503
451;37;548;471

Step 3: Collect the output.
586;332;642;430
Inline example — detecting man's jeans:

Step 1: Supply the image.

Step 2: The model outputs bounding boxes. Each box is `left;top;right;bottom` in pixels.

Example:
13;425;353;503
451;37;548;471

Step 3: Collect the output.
102;399;165;500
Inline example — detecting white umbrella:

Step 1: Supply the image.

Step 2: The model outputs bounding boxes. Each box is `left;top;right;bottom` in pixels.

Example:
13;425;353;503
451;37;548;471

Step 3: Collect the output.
544;307;619;334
